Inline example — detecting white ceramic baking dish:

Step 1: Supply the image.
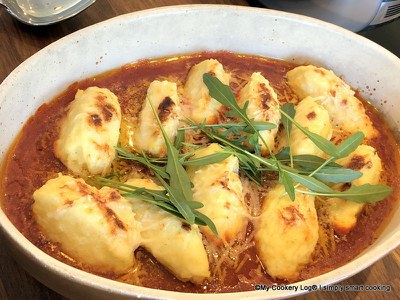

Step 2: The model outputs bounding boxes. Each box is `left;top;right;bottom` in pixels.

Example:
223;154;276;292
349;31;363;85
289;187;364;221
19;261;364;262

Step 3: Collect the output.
0;5;399;300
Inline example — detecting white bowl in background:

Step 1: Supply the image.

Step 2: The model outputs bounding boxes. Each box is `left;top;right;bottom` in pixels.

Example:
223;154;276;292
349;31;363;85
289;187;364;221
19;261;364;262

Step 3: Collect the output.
0;5;399;300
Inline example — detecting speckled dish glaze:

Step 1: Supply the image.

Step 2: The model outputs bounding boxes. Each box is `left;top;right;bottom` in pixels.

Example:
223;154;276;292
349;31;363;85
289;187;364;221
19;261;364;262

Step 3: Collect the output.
0;5;399;300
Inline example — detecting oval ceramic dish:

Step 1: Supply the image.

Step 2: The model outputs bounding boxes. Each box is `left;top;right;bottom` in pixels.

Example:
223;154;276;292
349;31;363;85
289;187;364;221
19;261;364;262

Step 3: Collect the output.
0;5;399;300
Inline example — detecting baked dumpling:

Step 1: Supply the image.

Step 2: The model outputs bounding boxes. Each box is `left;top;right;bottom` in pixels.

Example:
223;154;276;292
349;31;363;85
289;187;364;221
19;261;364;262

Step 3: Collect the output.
290;96;332;157
238;72;281;155
325;145;383;235
187;143;247;243
255;184;319;280
135;80;181;157
287;65;377;140
32;175;140;274
54;87;121;176
125;177;210;283
184;59;230;124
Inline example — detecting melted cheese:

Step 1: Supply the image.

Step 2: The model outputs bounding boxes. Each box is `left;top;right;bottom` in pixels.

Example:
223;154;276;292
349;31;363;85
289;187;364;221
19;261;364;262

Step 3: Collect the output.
135;80;181;157
125;178;210;283
255;184;319;280
290;96;332;156
238;72;281;155
54;87;121;176
183;59;230;124
32;175;140;274
326;145;382;235
187;143;248;243
287;65;377;139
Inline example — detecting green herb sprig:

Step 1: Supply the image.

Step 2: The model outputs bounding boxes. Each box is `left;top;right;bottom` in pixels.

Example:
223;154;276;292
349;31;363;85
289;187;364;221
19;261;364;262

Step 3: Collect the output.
95;97;232;236
95;73;392;237
196;74;392;202
203;73;277;156
94;176;217;233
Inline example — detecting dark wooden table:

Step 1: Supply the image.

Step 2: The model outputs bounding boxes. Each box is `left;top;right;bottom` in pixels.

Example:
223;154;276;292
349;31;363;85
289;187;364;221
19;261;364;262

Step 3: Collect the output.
0;1;399;299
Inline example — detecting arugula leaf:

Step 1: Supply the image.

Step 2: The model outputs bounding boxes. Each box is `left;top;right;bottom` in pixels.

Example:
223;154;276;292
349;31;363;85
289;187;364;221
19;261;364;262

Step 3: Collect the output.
278;164;295;200
174;129;185;151
252;121;278;131
281;103;296;162
309;166;362;183
275;147;291;160
194;210;218;236
93;177;169;200
335;131;365;158
181;121;276;132
281;103;296;134
248;132;261;155
186;201;204;209
203;73;239;109
291;155;341;169
284;170;334;193
301;130;340;157
184;152;231;166
276;152;341;169
299;184;393;203
333;184;393;203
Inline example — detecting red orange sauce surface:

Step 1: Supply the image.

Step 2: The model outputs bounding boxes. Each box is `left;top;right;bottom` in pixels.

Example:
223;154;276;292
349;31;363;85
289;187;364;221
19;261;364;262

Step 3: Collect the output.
1;51;399;293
